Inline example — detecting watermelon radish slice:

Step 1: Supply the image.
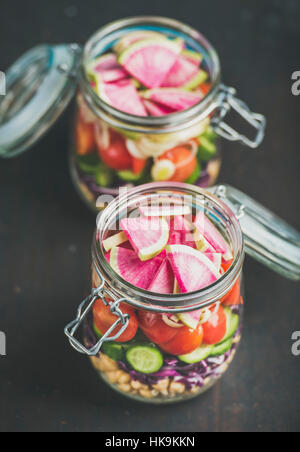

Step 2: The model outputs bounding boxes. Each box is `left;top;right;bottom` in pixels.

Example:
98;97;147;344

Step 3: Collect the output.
87;53;119;75
194;211;233;261
143;99;175;116
177;310;203;329
119;39;181;89
95;67;129;84
139;204;191;217
142;88;202;111
167;244;220;293
114;31;167;54
102;231;128;252
168;216;196;248
110;247;164;290
183;70;208;91
182;50;203;66
161;55;199;88
205;252;222;271
148;259;174;294
98;80;148;117
120;216;169;261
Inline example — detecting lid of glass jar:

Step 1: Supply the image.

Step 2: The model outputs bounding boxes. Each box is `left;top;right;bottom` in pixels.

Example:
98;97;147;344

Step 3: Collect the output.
209;184;300;281
0;44;81;158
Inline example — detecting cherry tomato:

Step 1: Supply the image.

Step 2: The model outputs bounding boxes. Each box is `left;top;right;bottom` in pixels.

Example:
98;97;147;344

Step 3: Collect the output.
221;279;241;306
76;119;96;156
93;299;138;342
202;305;227;345
138;311;178;344
200;83;211;96
160;324;204;355
159;145;197;182
132;157;147;175
97;137;132;171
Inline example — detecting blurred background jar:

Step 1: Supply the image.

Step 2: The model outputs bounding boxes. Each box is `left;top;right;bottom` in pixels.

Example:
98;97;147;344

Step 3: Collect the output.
70;16;266;211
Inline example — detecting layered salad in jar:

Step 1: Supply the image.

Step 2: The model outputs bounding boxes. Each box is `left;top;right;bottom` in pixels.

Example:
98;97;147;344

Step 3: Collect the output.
84;200;243;403
73;28;221;206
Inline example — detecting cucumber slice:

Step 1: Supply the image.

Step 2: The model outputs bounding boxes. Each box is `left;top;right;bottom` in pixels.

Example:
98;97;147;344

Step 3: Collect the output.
126;345;163;374
178;344;213;364
223;308;239;342
93;324;125;361
210;338;233;357
198;136;217;161
185;161;202;184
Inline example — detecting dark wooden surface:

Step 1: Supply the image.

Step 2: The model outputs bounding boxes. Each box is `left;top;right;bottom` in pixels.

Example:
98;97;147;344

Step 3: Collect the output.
0;0;299;433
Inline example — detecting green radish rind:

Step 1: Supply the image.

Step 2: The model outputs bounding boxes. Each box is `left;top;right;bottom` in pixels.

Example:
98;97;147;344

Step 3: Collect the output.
178;344;214;364
210;338;233;357
183;70;208;91
126;345;164;374
223;308;239;342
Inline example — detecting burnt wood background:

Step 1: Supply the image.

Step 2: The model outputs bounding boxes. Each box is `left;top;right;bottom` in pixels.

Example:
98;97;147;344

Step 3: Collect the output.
0;0;299;432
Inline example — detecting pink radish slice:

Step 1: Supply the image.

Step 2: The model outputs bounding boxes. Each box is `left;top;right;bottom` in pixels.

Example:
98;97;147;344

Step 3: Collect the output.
168;216;196;249
97;67;129;83
143;99;175;116
148;259;175;294
98;81;148;117
162;55;199;87
143;89;202;112
167;244;220;293
204;252;222;271
194;211;233;261
120;217;169;261
119;39;181;89
110;247;165;290
105;251;111;263
93;54;120;72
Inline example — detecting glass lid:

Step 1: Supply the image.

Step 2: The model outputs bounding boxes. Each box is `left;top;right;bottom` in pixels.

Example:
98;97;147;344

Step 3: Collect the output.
0;43;81;158
209;184;300;281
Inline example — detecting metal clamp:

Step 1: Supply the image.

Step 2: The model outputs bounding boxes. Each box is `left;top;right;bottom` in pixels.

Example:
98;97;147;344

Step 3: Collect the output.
212;84;266;149
64;270;130;356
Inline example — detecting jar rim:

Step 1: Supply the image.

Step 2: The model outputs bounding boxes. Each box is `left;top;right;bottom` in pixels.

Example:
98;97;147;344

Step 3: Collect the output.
79;16;222;135
92;182;244;313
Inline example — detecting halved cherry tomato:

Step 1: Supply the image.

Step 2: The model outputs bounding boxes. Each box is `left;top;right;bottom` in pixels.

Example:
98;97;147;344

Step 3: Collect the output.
159;145;197;182
132;157;147;175
138;312;178;345
221;279;241;306
97;137;132;171
76;119;96;156
202;305;227;345
160;324;203;355
138;311;203;355
93;299;138;342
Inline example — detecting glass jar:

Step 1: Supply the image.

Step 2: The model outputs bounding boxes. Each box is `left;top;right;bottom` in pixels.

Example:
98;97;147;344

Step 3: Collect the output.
71;16;266;211
65;182;300;404
0;17;265;212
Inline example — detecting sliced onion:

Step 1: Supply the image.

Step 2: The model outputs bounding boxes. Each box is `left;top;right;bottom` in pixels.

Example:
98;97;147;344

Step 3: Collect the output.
162;314;184;328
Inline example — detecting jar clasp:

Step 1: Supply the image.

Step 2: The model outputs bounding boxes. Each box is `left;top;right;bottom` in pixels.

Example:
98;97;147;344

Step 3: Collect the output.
212;84;266;149
64;271;130;356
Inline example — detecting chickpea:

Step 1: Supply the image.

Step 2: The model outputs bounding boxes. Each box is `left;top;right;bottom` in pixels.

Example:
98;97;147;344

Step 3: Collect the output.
169;381;185;394
118;383;131;393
